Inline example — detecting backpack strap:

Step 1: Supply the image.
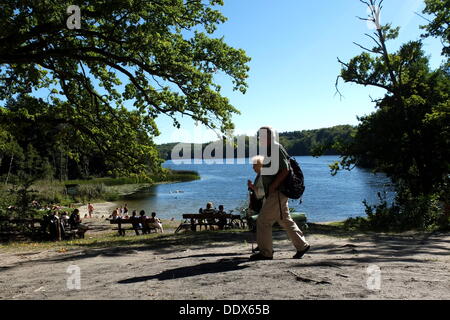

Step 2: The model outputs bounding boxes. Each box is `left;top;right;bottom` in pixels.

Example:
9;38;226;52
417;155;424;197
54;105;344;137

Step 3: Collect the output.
277;143;290;220
278;144;292;171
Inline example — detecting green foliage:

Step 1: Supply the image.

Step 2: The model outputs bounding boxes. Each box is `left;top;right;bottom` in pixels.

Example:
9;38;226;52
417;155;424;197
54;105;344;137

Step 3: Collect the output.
334;0;450;230
362;188;444;232
421;0;450;57
75;183;107;202
281;125;356;157
159;170;200;182
32;180;68;204
6;181;39;219
157;125;355;160
66;177;154;186
0;0;250;184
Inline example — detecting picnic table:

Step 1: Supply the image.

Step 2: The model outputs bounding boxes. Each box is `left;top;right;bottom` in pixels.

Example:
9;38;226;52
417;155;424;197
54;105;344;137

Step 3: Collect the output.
0;217;87;240
0;217;43;240
108;218;158;236
175;213;246;233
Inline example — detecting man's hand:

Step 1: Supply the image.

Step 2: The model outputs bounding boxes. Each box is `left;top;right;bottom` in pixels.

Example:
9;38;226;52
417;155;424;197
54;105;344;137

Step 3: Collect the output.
247;180;255;190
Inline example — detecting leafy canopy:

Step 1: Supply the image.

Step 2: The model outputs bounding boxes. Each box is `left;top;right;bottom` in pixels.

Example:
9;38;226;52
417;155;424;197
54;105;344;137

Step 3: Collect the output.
335;0;450;198
0;0;250;177
421;0;450;57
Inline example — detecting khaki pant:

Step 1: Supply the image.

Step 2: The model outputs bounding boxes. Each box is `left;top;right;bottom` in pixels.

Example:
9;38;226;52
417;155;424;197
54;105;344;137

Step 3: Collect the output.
257;191;309;257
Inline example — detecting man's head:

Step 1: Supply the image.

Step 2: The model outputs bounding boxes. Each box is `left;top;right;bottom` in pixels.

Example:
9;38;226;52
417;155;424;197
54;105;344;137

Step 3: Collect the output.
218;205;224;211
206;202;213;209
151;212;156;217
139;210;145;216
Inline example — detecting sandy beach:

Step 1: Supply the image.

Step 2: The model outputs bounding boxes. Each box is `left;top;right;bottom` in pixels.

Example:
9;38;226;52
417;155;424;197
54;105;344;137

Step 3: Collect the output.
76;201;118;219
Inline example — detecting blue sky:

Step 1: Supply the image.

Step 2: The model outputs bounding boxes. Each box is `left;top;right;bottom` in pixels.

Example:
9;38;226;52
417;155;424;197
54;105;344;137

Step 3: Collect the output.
154;0;445;144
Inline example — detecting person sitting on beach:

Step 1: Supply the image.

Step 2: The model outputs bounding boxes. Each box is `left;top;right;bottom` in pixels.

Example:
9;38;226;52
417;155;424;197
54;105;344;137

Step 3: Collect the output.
60;211;69;227
130;210;142;235
110;209;119;220
203;202;216;215
41;211;60;240
139;210;151;234
69;209;82;229
203;202;216;230
216;205;228;230
148;212;164;233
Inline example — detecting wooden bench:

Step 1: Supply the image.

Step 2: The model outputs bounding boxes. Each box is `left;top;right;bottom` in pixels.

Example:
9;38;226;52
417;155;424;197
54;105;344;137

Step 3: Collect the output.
63;226;88;239
0;217;45;241
108;218;158;236
0;217;87;241
175;213;246;233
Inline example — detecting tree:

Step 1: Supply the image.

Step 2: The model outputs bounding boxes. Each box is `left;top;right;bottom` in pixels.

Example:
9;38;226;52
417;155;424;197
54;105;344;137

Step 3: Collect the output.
0;0;250;177
421;0;450;58
334;0;450;229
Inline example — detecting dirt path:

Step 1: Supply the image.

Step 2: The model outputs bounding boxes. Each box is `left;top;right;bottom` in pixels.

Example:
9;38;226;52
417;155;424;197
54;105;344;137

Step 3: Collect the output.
0;225;449;300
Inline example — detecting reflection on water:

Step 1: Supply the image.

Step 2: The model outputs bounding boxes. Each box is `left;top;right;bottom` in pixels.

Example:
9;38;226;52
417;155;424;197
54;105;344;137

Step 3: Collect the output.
116;156;394;223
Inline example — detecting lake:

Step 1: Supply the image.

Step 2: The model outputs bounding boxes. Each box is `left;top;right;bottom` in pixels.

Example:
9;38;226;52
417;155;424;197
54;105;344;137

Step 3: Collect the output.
119;156;394;222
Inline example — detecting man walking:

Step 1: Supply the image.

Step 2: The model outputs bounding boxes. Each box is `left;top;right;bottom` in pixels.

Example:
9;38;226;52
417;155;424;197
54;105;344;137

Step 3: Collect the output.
249;126;310;261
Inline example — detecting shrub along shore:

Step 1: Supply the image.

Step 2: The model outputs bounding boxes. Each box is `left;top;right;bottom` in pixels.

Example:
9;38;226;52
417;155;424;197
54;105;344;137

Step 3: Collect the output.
0;169;200;216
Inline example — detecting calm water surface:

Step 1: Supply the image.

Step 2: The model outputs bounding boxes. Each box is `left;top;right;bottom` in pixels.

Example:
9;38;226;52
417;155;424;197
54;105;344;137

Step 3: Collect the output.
119;156;394;222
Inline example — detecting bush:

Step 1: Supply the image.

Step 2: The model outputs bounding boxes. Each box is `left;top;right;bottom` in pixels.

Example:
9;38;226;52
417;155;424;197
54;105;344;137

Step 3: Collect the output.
362;189;444;231
75;183;107;201
32;180;68;204
104;192;120;201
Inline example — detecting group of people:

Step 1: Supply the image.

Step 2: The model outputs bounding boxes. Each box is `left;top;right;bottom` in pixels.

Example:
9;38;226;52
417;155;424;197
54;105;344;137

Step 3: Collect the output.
109;207;164;234
198;202;229;230
41;208;87;240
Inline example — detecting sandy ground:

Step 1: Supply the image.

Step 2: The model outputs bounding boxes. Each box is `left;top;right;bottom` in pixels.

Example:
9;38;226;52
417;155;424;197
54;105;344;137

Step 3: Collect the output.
76;202;118;219
0;221;449;300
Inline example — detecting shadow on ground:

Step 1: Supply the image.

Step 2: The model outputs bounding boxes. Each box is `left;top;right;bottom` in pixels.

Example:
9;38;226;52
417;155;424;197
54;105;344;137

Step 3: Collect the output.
1;225;449;273
118;257;250;283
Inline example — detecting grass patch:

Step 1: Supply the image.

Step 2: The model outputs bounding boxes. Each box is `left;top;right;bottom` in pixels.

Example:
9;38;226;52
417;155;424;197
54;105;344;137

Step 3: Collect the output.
64;170;200;187
0;227;248;253
62;170;200;203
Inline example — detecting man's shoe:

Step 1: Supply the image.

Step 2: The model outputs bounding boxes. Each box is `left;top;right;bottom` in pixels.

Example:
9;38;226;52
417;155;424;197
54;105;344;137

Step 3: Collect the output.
293;245;310;259
252;246;275;254
249;253;273;261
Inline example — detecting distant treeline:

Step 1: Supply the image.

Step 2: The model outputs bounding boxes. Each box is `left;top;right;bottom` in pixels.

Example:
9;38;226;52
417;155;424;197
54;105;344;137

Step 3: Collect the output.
157;125;355;160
